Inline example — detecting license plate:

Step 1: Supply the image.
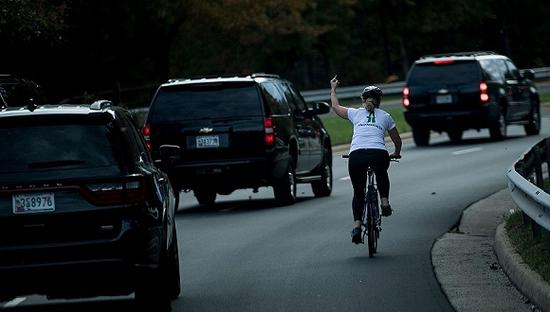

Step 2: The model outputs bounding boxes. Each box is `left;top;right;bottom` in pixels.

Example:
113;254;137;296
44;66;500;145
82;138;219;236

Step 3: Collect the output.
13;193;55;214
196;135;220;148
436;94;453;104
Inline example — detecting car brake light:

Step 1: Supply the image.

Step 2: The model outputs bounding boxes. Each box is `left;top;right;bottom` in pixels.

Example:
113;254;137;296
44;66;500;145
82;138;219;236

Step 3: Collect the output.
84;177;145;205
402;86;410;108
434;59;454;65
264;117;275;146
480;82;489;103
142;124;151;150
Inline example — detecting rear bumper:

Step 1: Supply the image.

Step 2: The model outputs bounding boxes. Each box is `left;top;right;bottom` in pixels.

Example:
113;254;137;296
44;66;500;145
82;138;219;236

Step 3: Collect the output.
0;218;163;299
404;104;500;131
164;155;289;191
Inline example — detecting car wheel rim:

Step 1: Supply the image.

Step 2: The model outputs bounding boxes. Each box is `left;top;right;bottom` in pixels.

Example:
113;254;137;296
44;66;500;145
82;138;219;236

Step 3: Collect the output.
500;113;506;136
534;109;540;130
324;164;332;189
288;170;295;198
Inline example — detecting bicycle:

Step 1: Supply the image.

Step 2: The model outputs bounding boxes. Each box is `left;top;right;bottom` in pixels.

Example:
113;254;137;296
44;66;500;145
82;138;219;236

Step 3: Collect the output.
342;154;399;258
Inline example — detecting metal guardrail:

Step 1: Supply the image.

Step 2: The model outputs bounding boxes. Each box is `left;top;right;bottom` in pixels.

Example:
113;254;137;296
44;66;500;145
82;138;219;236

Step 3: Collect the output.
507;137;550;234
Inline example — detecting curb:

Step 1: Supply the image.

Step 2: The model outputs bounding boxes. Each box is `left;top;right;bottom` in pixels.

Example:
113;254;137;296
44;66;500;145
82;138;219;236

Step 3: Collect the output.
495;223;550;311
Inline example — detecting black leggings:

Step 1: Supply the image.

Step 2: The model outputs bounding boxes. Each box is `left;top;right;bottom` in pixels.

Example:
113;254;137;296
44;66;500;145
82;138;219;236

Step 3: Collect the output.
348;149;390;222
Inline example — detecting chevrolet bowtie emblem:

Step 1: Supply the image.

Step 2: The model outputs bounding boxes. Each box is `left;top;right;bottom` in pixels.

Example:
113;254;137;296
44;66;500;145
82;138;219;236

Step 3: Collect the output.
199;127;214;133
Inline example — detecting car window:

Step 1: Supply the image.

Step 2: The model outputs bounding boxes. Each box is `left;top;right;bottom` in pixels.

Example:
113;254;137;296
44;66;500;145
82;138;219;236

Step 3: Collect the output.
277;82;305;114
0;118;122;173
479;59;504;83
125;112;153;163
150;82;263;122
504;60;521;80
408;61;481;87
286;82;307;111
260;82;289;115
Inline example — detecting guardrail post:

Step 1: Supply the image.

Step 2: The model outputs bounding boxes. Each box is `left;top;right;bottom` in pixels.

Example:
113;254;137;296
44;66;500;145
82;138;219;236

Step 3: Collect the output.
531;146;544;238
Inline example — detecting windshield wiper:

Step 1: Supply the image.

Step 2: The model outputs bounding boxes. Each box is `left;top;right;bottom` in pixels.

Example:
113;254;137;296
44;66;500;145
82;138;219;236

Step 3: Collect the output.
28;160;86;169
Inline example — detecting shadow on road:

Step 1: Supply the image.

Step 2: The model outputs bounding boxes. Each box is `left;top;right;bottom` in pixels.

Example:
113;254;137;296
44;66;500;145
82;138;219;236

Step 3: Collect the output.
177;196;316;215
415;133;528;149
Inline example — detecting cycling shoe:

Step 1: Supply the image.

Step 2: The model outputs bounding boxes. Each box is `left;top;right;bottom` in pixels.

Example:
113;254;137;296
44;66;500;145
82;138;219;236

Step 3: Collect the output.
381;204;392;217
351;227;362;244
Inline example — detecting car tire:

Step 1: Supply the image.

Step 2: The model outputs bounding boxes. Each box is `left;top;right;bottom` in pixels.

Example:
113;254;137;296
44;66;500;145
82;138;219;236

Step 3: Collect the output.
166;226;181;300
489;109;507;140
311;147;332;197
194;188;216;206
273;160;297;205
524;101;541;136
447;129;463;142
412;127;430;146
135;225;180;310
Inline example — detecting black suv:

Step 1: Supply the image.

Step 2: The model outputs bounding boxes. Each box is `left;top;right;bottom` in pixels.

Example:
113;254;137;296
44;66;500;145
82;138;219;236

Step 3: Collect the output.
402;51;540;146
0;101;180;308
0;74;45;108
144;73;333;206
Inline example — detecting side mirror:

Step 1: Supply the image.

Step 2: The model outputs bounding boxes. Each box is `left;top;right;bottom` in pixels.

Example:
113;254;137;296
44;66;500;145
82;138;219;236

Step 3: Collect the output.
304;101;330;117
522;69;535;80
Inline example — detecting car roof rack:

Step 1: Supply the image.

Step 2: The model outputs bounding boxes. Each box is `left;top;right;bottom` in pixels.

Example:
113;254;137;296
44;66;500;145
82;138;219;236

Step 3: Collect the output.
167;73;280;83
90;100;113;110
420;51;497;59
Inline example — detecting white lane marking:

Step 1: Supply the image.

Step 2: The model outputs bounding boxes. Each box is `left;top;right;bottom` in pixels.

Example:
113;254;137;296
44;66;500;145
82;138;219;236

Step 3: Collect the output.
340;176;351;181
3;297;26;308
452;147;483;156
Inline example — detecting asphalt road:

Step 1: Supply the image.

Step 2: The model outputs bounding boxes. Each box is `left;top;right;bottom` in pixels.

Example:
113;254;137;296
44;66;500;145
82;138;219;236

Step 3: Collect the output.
5;109;550;311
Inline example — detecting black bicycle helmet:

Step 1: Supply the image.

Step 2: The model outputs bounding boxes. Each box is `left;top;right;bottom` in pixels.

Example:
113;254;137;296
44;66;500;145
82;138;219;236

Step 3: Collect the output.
361;86;383;107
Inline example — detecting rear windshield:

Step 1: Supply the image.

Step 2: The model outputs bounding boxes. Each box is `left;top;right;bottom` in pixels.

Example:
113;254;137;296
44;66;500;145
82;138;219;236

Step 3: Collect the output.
408;61;481;87
0;117;121;173
151;82;263;122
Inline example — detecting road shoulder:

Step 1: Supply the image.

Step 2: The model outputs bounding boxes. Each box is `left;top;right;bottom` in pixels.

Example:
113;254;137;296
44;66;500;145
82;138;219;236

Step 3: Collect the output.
432;189;534;312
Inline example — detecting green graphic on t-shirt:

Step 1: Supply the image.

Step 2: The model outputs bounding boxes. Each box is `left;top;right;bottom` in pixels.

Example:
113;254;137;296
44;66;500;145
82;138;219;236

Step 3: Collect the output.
367;111;376;123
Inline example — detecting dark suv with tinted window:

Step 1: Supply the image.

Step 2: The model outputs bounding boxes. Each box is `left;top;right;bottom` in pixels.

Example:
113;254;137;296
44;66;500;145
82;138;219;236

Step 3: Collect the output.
402;51;540;146
0;101;180;308
144;73;332;206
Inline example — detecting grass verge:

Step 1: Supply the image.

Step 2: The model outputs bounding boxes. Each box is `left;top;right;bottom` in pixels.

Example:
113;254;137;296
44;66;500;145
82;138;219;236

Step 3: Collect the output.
505;211;550;282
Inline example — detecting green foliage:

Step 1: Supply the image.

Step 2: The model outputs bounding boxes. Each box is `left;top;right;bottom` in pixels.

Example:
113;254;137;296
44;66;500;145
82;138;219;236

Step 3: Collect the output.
0;0;67;44
506;211;550;282
3;0;550;101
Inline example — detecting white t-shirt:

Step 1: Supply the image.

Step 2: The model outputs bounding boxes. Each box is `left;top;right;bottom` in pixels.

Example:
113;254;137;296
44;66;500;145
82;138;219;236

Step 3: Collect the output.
347;107;396;153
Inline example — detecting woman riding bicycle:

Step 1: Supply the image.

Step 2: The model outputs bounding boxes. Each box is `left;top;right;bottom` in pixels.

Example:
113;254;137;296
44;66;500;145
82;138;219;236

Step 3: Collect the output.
330;75;402;244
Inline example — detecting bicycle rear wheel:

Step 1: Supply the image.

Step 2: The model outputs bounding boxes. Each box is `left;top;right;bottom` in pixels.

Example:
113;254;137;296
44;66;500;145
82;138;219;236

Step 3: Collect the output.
367;201;377;258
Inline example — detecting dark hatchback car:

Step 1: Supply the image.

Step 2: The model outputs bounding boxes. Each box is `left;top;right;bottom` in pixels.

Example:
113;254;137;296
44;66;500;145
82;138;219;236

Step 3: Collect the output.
144;73;333;206
0;101;180;308
402;51;540;146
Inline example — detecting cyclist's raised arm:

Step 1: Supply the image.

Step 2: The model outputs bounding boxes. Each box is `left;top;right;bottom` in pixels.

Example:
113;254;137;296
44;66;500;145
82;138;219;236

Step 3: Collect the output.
388;127;402;159
330;75;349;120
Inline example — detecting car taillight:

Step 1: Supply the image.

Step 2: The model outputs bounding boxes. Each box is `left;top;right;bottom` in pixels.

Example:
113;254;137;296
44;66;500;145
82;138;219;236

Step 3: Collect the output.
84;177;145;205
402;86;410;108
480;82;489;103
434;59;454;65
264;117;275;146
142;124;151;150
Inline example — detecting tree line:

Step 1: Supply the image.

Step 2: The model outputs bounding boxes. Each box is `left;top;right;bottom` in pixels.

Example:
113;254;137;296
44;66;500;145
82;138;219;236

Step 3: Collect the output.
1;0;549;106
